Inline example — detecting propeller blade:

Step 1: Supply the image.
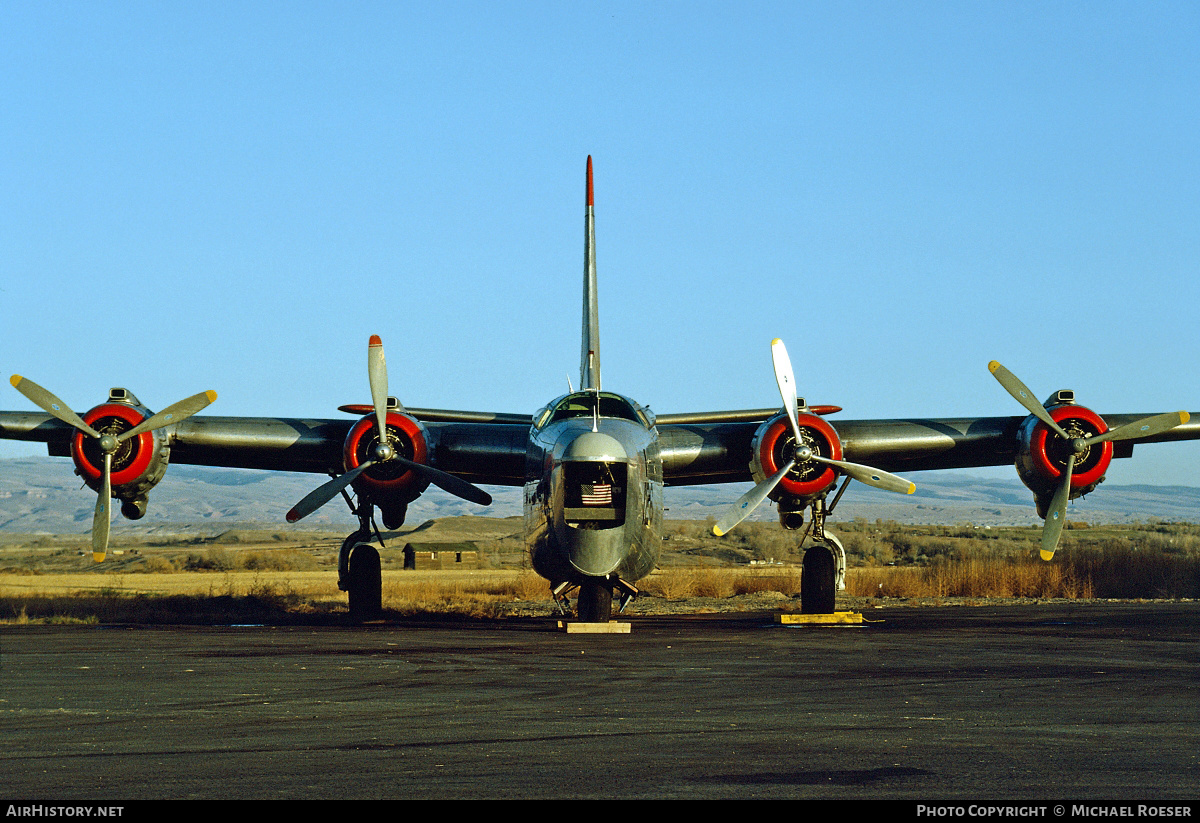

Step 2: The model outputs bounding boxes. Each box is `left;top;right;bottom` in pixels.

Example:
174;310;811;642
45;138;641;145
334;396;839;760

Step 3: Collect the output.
987;362;1071;441
807;454;916;495
9;375;101;439
770;339;803;443
117;390;217;442
286;462;375;523
1040;453;1075;561
394;456;493;506
368;335;391;438
92;453;112;562
1084;410;1190;446
713;460;795;536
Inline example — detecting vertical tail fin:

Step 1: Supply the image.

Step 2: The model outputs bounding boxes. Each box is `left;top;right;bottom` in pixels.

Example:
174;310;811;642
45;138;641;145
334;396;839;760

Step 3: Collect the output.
580;156;601;391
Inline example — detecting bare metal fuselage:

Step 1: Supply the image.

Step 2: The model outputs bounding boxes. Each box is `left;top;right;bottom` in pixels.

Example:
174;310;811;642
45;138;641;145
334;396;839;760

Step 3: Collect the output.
524;392;663;586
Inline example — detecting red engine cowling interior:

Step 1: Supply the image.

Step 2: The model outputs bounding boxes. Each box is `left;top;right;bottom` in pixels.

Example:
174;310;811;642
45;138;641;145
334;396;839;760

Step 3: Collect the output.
753;411;843;500
1015;404;1113;498
342;411;431;505
71;403;167;499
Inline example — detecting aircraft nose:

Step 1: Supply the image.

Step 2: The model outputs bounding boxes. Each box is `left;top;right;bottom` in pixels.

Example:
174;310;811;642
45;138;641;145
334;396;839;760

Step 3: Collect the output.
556;430;629;578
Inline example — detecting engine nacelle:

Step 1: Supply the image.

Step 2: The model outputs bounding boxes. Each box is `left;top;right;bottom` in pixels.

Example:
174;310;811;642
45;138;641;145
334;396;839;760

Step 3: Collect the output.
751;411;843;519
342;411;432;527
1014;398;1112;517
70;389;170;519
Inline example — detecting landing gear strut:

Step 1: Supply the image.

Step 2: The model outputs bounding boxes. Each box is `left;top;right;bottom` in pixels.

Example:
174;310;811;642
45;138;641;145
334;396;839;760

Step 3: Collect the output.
338;499;385;621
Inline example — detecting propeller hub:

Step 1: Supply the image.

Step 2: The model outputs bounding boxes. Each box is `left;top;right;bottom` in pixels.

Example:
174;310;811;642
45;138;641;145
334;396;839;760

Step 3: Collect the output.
98;434;119;454
1070;437;1089;454
794;444;814;462
373;442;395;463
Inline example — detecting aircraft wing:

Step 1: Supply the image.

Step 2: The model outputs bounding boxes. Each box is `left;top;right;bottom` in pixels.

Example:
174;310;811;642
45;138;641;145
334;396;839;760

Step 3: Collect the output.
658;411;1200;486
8;406;1199;487
0;410;530;486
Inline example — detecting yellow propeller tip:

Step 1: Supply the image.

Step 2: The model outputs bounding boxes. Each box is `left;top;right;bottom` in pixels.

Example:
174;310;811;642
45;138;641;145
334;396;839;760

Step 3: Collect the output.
987;361;1000;373
9;375;22;387
712;526;725;537
770;337;782;345
1181;411;1191;424
906;484;916;495
205;390;218;403
1039;550;1055;562
92;553;106;563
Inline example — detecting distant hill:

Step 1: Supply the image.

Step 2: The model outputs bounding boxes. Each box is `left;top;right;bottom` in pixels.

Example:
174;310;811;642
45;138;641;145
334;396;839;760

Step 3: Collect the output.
2;456;1198;535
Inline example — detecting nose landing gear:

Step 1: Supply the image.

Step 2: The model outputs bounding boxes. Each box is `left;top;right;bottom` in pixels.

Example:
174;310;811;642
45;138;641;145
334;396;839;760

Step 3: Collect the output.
552;576;639;622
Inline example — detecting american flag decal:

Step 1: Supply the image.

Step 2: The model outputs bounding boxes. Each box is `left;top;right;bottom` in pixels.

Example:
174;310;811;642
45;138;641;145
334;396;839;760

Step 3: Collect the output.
581;484;613;506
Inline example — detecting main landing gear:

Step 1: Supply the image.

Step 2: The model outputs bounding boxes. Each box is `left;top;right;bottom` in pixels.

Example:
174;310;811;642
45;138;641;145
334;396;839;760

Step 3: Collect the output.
791;495;847;615
801;542;837;614
338;501;388;621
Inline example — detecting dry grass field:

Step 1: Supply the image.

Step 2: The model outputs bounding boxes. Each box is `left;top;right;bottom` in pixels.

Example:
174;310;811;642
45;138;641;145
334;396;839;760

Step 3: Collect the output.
1;518;1197;623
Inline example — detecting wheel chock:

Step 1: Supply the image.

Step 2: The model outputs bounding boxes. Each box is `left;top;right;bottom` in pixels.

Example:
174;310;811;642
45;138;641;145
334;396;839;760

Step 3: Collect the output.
558;620;631;634
775;611;865;625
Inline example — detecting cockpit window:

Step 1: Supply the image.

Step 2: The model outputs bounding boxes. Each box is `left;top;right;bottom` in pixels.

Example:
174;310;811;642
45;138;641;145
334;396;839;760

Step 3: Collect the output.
548;392;641;424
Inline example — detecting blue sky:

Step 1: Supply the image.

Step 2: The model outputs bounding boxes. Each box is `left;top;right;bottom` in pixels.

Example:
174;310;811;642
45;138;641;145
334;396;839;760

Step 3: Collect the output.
2;2;1198;488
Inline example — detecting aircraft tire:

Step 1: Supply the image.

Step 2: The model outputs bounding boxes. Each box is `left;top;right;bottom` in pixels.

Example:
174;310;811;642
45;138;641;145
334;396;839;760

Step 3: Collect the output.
347;543;382;620
577;581;613;622
801;544;836;614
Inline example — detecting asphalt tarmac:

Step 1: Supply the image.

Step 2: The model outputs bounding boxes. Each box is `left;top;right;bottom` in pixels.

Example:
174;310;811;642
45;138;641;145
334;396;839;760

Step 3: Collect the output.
1;602;1196;801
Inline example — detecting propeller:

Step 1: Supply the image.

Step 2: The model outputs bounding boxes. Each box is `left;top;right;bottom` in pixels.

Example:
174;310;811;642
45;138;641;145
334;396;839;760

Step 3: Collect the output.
9;376;216;562
285;336;492;523
988;361;1189;560
713;339;915;536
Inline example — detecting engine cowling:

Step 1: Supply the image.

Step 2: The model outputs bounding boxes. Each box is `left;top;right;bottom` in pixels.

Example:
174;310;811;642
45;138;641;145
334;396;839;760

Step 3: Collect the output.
751;410;843;502
71;392;170;519
342;411;431;526
1015;402;1112;516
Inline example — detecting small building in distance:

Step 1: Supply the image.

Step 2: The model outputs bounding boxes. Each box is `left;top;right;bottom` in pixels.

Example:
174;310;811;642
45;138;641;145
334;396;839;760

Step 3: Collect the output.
402;541;480;570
